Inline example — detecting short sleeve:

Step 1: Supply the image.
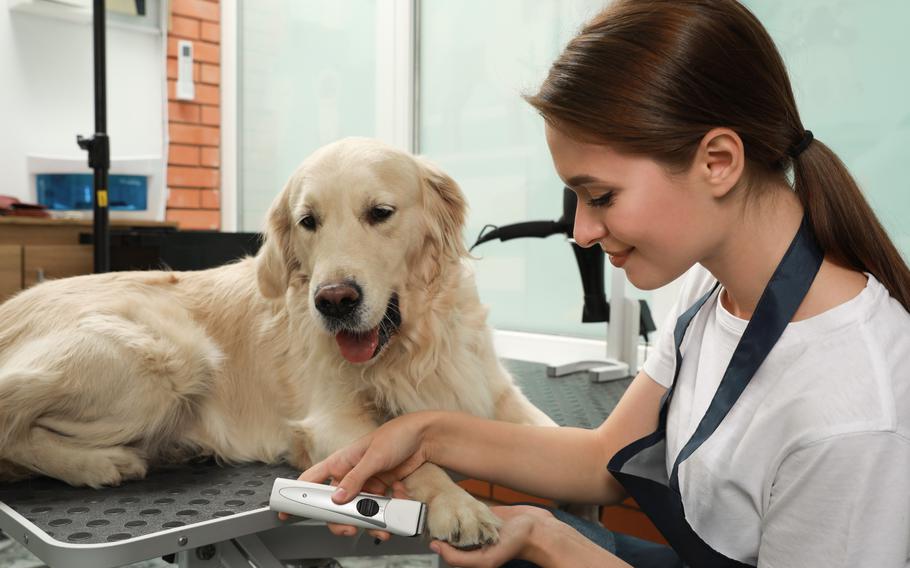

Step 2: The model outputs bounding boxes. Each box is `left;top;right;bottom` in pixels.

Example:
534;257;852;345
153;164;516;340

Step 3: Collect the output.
758;432;910;568
641;265;717;388
641;297;679;388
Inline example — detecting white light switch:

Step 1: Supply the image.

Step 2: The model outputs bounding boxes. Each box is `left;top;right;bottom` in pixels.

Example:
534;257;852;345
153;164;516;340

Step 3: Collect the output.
176;39;195;101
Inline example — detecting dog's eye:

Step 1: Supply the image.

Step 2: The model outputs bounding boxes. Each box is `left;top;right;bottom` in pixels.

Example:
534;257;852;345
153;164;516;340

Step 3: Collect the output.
368;206;395;224
299;215;317;231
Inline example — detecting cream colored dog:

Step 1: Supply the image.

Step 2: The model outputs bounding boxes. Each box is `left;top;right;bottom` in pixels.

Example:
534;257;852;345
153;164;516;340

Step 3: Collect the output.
0;137;554;547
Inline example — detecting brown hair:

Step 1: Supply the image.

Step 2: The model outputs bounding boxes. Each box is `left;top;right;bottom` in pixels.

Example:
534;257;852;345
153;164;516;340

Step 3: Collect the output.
525;0;910;311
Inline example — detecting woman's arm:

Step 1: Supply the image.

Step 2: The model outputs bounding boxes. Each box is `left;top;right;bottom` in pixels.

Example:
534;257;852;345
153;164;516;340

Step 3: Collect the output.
430;507;634;568
421;370;667;504
309;370;666;507
526;515;634;568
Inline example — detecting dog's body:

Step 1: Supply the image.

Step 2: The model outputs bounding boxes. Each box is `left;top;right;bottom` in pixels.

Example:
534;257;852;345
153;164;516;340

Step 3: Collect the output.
0;138;553;546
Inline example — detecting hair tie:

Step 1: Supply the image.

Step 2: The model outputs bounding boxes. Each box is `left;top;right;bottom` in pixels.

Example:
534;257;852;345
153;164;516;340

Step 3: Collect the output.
787;130;814;158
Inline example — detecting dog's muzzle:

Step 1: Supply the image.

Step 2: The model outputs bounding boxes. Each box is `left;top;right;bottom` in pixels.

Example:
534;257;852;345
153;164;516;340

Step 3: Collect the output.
315;285;401;364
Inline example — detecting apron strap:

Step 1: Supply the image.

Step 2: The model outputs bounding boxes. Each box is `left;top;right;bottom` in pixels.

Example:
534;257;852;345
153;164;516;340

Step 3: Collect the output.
669;216;824;491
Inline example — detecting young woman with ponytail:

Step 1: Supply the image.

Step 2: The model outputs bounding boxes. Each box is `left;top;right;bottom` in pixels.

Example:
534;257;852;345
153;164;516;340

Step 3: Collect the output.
291;1;910;566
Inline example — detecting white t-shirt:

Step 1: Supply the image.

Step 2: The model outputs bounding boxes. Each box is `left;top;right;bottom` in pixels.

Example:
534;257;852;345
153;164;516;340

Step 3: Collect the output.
642;264;910;567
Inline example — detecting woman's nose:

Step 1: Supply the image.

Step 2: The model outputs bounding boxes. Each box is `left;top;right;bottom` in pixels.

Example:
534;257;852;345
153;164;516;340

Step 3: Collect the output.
572;201;607;248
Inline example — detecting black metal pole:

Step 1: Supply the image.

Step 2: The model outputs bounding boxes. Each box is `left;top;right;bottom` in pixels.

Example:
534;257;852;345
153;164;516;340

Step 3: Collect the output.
77;0;110;273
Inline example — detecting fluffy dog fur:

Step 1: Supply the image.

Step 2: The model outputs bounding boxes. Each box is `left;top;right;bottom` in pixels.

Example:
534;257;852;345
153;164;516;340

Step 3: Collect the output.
0;138;555;547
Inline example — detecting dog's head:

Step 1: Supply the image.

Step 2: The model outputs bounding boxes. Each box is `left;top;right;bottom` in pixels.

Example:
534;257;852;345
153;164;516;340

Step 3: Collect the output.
256;137;467;364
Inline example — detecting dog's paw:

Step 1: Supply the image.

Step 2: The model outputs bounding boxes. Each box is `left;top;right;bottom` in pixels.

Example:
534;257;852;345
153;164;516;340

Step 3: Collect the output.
426;491;501;549
286;423;314;471
72;447;148;488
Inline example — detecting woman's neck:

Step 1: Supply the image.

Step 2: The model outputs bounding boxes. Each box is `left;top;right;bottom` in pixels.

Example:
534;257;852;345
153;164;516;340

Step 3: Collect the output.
702;186;805;320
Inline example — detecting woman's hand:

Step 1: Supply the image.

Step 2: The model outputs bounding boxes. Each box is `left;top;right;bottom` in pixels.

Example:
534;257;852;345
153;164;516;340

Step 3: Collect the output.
303;412;431;500
278;412;435;539
429;506;555;568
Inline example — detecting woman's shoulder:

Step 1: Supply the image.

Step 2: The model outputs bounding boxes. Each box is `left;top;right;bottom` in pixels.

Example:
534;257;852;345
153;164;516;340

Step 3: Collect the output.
775;273;910;443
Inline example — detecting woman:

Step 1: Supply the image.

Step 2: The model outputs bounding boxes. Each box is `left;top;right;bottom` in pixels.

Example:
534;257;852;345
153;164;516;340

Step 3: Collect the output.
290;0;910;565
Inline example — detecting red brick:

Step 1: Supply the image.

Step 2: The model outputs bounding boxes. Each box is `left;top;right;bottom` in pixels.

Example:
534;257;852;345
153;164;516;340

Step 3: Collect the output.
167;209;220;230
491;486;554;506
171;0;219;22
201;21;220;43
169;124;219;146
167;188;201;209
457;479;491;499
194;83;219;106
168;145;200;166
200;190;220;209
200;147;220;167
168;166;218;188
200;105;220;126
601;503;667;545
170;15;200;39
200;63;220;85
168;101;200;123
195;41;220;64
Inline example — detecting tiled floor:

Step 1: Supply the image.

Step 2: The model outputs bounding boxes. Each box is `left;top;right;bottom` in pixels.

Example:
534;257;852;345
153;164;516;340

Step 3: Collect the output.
0;533;434;568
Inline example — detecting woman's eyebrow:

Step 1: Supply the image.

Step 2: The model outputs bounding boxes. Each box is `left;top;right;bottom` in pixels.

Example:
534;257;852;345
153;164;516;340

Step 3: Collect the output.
566;174;600;187
565;174;619;191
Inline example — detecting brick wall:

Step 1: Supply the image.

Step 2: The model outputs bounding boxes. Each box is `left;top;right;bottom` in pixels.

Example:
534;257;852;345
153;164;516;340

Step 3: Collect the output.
166;0;221;230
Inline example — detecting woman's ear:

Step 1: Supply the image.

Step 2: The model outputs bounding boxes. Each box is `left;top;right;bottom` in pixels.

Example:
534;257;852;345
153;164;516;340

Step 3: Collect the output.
256;187;295;298
693;127;745;198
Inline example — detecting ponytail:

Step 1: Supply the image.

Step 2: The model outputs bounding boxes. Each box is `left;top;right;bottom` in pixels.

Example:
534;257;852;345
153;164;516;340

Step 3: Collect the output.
792;140;910;312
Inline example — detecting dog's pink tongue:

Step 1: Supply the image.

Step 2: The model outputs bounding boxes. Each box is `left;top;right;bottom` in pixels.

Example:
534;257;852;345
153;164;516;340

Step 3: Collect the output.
336;328;379;363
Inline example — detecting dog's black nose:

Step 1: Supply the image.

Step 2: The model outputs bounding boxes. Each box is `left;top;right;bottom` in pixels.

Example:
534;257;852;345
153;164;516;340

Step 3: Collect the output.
314;282;362;319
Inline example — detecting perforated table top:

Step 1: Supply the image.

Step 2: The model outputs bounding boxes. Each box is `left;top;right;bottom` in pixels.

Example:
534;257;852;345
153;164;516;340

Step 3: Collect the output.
0;359;628;564
0;460;300;545
503;359;630;429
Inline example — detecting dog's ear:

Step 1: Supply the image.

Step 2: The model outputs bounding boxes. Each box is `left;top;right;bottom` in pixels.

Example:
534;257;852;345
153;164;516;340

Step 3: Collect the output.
256;188;295;299
417;156;468;265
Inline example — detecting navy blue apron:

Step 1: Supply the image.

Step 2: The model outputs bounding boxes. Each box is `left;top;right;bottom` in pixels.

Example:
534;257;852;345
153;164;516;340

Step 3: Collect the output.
607;217;824;567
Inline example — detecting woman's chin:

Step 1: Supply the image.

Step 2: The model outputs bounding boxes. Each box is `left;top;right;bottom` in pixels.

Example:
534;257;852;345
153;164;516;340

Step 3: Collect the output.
623;262;678;291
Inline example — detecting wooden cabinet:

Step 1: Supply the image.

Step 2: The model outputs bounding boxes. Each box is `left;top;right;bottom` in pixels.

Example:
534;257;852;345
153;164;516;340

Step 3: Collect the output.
0;217;177;304
22;245;94;288
0;245;21;303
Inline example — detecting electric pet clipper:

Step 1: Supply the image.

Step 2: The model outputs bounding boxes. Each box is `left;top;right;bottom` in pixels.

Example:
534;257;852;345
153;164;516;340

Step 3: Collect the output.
269;478;428;537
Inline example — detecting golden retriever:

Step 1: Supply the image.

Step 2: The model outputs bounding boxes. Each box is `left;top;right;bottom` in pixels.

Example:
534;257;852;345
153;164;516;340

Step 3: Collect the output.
0;137;555;547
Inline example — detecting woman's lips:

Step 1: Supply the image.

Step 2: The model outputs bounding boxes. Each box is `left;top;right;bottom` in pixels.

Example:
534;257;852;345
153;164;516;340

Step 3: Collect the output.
606;247;634;268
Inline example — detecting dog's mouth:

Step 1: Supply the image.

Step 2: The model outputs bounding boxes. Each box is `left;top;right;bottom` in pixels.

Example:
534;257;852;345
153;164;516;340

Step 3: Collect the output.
334;294;401;364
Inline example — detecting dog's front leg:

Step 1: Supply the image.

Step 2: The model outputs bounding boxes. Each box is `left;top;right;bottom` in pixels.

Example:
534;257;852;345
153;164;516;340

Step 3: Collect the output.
403;462;501;548
286;409;379;472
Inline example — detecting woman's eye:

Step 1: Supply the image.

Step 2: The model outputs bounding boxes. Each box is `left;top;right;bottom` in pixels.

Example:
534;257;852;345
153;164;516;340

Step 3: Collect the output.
299;215;317;230
369;206;395;224
586;192;615;208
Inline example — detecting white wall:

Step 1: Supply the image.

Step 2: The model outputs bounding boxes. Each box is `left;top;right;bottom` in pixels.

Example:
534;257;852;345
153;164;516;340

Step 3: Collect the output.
0;6;164;202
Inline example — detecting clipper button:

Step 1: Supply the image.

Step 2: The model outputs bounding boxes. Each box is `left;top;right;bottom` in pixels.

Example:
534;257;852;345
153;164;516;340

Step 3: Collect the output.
356;498;380;517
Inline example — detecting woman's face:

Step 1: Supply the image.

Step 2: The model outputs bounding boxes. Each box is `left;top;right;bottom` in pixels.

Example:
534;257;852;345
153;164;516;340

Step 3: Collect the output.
545;124;720;290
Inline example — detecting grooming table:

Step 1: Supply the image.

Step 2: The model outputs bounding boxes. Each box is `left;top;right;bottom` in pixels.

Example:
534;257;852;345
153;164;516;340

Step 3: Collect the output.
0;360;630;568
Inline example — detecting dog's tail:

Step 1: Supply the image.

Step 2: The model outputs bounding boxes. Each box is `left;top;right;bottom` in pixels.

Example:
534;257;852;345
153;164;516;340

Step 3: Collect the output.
0;367;63;452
